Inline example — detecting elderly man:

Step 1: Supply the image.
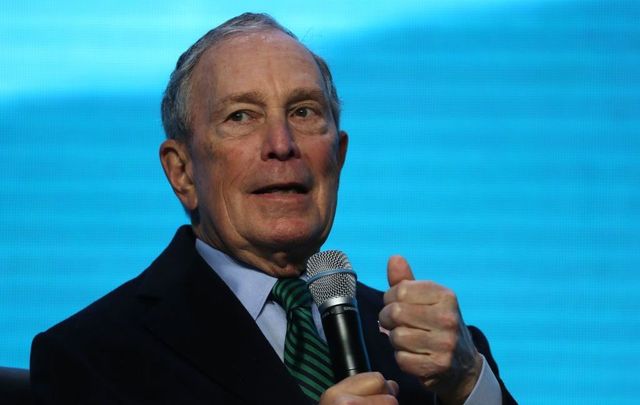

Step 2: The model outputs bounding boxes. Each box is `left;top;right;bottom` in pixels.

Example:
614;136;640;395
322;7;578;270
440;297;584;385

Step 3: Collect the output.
31;13;515;404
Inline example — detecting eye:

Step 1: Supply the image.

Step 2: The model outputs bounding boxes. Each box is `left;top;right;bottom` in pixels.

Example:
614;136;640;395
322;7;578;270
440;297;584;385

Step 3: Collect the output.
228;110;251;122
292;107;313;118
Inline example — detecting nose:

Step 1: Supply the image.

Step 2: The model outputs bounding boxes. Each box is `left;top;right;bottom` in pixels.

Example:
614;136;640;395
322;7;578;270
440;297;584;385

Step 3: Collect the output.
261;117;301;161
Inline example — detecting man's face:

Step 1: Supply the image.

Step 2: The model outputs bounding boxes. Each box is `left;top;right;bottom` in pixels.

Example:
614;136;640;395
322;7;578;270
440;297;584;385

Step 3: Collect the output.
182;31;347;276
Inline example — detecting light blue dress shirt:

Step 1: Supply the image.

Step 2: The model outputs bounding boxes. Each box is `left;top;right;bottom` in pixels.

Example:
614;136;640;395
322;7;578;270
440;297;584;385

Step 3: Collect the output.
195;239;500;404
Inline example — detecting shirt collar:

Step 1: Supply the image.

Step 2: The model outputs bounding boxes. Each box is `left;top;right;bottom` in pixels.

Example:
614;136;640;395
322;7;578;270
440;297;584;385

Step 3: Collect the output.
195;239;277;320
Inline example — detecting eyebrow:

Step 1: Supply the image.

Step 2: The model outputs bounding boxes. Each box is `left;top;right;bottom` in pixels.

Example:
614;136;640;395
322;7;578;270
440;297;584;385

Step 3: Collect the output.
216;87;327;108
209;91;267;120
217;91;267;108
286;88;328;105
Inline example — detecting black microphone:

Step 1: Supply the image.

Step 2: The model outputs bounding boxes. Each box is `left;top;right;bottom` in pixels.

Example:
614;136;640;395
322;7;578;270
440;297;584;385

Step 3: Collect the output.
305;250;371;381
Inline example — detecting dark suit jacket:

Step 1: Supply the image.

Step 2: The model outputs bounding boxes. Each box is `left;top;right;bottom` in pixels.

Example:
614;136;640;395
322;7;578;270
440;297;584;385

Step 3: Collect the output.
31;226;515;404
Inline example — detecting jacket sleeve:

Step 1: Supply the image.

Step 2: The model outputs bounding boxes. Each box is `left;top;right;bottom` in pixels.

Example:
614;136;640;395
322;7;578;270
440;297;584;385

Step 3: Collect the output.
468;326;517;405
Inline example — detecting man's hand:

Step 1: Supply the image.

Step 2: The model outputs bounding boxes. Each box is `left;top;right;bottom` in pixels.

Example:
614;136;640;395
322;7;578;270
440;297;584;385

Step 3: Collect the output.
378;256;482;405
319;372;399;405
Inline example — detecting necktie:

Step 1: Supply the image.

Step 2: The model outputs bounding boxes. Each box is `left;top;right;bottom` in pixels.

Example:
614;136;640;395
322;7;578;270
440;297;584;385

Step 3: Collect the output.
271;278;335;402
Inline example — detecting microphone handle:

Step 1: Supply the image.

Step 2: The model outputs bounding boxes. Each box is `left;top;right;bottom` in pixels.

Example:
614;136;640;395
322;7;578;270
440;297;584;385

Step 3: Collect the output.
321;304;371;381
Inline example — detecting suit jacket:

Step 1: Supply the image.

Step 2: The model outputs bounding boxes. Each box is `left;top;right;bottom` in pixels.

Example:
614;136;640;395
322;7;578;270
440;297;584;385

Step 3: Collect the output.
31;226;515;404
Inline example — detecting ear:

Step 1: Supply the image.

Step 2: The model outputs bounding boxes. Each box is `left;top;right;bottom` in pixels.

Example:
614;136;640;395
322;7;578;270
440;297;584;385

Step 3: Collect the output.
159;139;198;211
337;130;348;169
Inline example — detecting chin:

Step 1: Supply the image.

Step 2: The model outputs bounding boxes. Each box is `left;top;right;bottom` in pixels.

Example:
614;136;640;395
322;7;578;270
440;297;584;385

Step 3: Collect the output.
269;229;324;250
269;265;304;279
261;230;325;264
261;219;325;246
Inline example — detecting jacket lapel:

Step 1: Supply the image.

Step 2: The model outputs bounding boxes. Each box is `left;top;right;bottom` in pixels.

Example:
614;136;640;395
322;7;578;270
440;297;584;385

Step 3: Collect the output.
136;226;309;404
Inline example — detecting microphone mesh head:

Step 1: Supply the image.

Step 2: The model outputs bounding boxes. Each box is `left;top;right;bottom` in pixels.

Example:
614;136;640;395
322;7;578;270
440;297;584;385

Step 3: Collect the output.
305;250;356;307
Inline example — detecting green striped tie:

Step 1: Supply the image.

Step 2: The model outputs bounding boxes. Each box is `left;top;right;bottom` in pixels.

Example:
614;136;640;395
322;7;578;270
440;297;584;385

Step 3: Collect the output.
271;278;335;402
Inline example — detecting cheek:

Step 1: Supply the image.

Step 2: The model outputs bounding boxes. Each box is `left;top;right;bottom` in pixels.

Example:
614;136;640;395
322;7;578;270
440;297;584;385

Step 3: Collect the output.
193;141;246;187
191;146;228;207
306;138;341;173
307;142;342;211
318;150;342;189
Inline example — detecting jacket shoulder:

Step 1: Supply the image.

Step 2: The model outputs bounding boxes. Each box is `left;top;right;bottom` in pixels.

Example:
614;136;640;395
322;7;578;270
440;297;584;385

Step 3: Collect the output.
36;225;197;340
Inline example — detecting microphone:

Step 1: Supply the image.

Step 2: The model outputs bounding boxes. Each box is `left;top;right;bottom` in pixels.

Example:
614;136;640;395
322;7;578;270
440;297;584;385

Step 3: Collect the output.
305;250;371;381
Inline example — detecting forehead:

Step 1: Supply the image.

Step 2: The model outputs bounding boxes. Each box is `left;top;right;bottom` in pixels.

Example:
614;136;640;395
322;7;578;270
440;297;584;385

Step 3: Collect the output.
190;30;325;102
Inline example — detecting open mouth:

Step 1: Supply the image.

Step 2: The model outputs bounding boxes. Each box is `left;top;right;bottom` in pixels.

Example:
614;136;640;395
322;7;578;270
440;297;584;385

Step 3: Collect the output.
252;183;309;195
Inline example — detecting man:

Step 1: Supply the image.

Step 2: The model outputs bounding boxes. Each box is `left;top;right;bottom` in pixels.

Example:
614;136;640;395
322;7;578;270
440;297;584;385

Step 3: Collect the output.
31;13;515;404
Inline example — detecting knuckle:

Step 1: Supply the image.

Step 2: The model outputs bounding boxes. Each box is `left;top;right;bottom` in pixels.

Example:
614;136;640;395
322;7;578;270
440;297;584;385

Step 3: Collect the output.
391;327;424;353
388;329;399;347
390;326;407;342
394;350;409;370
442;288;458;304
371;371;387;388
439;312;459;330
440;333;457;352
436;352;453;370
321;385;338;402
388;302;404;323
416;360;433;378
396;280;411;301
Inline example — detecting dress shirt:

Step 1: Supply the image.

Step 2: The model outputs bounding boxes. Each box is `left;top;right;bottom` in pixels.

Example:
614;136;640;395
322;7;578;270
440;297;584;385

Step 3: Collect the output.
195;239;500;404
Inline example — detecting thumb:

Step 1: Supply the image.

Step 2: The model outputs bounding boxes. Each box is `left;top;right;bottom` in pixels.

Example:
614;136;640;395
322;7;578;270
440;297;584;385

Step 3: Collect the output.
387;255;415;287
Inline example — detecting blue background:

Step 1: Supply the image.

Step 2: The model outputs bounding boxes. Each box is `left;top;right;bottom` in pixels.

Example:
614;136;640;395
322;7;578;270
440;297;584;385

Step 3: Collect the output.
1;1;639;403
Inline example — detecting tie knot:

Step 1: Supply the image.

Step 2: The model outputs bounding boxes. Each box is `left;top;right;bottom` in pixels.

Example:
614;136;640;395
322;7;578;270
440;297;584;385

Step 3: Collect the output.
271;278;312;312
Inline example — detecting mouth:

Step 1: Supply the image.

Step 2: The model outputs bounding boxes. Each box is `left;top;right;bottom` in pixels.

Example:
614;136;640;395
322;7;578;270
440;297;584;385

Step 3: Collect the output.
252;183;310;195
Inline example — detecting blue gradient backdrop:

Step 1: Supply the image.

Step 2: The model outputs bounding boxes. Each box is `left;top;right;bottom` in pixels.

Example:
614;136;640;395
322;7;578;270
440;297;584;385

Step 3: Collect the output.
1;1;639;403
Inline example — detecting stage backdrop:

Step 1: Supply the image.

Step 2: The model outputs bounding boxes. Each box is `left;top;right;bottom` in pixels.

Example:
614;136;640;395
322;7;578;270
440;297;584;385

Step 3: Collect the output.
1;1;638;403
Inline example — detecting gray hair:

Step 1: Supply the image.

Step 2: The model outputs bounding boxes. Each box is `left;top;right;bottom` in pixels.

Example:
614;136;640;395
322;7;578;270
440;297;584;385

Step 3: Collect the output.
161;12;341;143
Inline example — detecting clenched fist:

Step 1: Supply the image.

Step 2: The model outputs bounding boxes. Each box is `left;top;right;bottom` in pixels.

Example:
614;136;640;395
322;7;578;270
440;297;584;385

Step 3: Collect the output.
319;372;399;405
378;256;483;405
